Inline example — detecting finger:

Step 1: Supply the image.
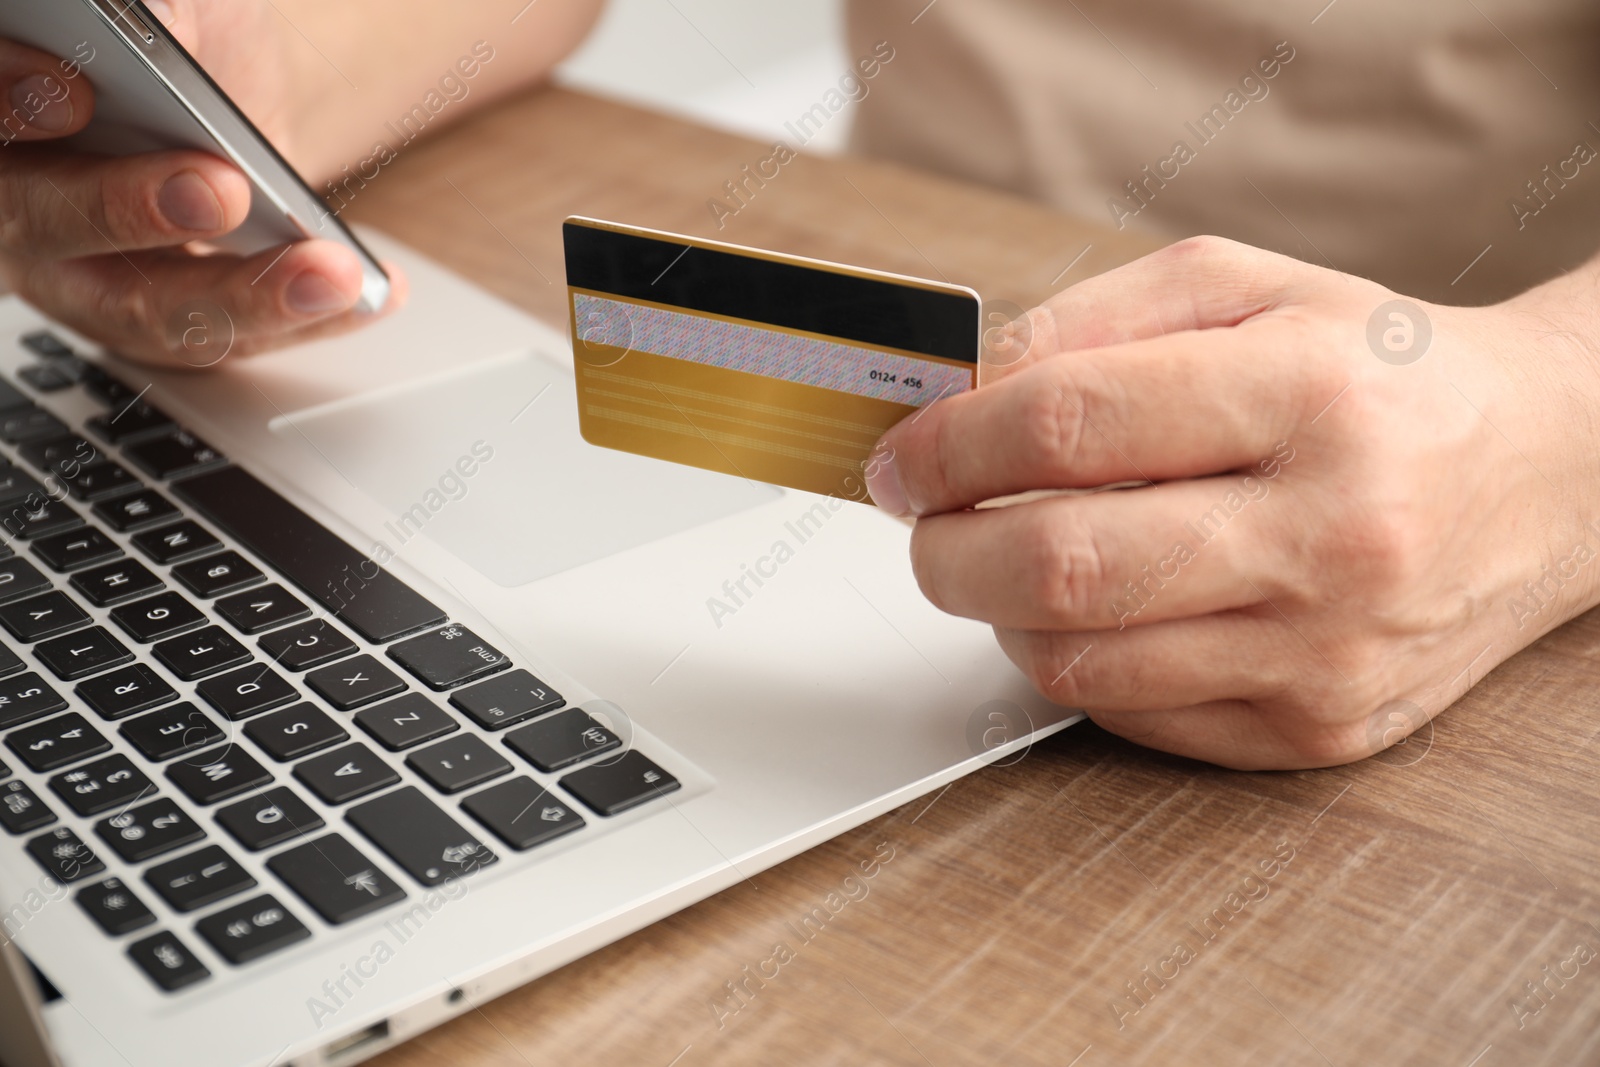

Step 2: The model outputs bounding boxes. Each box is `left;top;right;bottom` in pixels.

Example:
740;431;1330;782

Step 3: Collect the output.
909;481;1285;631
0;37;95;142
870;324;1309;515
0;146;251;259
1087;703;1361;770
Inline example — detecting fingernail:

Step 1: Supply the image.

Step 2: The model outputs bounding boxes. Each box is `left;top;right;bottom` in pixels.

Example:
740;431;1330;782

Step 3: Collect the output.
158;171;224;232
9;75;71;133
142;0;175;25
865;443;910;516
286;271;353;316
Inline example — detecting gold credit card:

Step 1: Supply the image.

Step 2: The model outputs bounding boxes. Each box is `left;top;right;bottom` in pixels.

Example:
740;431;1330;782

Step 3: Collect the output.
563;217;980;503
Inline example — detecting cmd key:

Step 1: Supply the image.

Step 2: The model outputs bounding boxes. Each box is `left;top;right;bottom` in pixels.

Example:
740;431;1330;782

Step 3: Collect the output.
387;625;507;691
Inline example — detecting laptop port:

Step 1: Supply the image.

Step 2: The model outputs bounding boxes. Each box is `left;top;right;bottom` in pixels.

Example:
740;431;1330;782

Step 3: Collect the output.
323;1020;391;1064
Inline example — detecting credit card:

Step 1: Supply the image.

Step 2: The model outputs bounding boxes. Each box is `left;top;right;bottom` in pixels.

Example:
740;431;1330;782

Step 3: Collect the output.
563;217;980;503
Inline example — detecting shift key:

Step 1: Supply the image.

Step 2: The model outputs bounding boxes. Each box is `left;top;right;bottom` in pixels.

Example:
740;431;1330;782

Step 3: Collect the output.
346;786;497;887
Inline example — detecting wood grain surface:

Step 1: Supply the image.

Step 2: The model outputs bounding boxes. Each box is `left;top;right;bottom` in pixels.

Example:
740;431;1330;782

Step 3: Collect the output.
349;88;1600;1067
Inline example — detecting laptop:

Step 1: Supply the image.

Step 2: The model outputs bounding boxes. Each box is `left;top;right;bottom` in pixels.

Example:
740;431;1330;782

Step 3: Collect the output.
0;228;1080;1067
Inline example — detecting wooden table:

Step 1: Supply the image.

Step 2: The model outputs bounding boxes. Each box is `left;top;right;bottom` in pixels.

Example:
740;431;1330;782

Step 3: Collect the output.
351;88;1600;1067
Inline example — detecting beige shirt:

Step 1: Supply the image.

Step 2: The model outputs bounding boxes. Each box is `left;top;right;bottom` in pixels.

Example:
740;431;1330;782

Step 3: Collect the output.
847;0;1600;304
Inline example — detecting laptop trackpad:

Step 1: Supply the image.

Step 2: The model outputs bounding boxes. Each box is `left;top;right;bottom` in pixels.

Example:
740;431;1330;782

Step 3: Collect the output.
269;354;778;586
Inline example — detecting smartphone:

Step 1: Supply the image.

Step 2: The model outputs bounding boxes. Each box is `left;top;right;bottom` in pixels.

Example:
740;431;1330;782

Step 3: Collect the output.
0;0;391;312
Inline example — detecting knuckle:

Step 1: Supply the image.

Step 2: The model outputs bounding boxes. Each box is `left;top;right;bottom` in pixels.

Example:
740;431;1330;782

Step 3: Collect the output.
1029;508;1107;624
1160;233;1239;263
96;168;153;245
1019;375;1088;481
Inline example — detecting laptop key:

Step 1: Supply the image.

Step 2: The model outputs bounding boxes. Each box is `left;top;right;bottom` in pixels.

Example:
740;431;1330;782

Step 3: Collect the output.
195;893;310;965
35;625;134;680
0;779;56;834
0;558;52;603
461;777;584;851
120;702;224;762
561;751;681;816
50;754;155;816
172;550;264;599
214;584;310;635
18;364;72;393
94;796;206;863
32;526;120;571
166;744;273;805
56;460;141;502
353;693;458;751
92;488;179;532
196;662;298;721
126;430;226;481
215;786;325;851
0;498;82;539
153;625;251;680
504;709;621;773
27;826;105;883
7;712;109;772
76;663;179;720
77;877;157;936
110;591;207;643
18;434;100;476
305;654;406;711
0;591;91;642
0;409;67;445
146;844;256;912
267;833;404;925
131;520;222;565
259;619;356;671
450;669;565;731
85;402;174;444
20;331;73;360
70;559;164;607
127;930;210;992
346;786;497;887
245;703;348;762
388;625;508;691
0;639;22;678
406;734;511;795
293;743;399;804
0;672;68;729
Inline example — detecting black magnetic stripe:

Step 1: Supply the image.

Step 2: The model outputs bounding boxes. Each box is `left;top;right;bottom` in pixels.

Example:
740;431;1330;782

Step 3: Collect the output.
563;222;977;363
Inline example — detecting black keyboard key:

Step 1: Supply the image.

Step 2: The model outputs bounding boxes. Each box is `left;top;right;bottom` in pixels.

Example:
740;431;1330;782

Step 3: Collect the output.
293;743;398;805
0;409;67;445
166;745;272;805
7;712;108;772
0;591;90;642
174;466;447;643
131;520;220;565
244;703;347;762
215;584;310;635
27;826;105;883
83;371;136;407
35;626;133;680
77;877;156;936
127;930;210;992
215;786;324;851
0;497;81;539
406;735;511;795
95;796;205;863
86;402;174;444
267;833;404;925
450;669;565;731
353;693;458;751
146;844;255;912
0;672;67;729
0;557;51;603
560;751;681;816
32;527;120;571
125;430;225;480
120;703;224;762
56;460;140;502
92;489;178;532
76;663;178;721
346;786;497;887
153;626;250;680
0;639;22;679
196;663;297;721
259;619;356;672
305;655;405;711
70;559;163;606
504;709;620;773
171;550;262;599
20;330;74;360
0;469;45;514
195;894;310;965
18;434;100;476
388;625;508;691
50;754;155;816
0;778;55;834
18;364;72;393
461;777;584;851
110;591;206;643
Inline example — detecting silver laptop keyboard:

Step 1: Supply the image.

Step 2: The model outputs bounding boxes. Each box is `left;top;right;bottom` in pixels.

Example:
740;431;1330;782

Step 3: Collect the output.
0;330;680;993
